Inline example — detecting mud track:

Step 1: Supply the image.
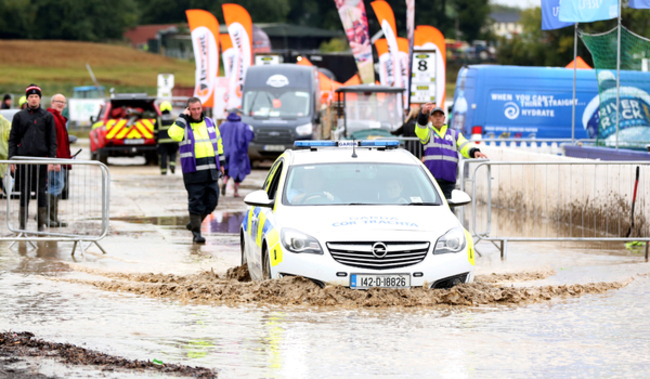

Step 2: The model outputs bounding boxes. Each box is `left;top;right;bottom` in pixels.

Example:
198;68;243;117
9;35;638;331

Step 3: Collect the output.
59;265;630;308
0;331;217;378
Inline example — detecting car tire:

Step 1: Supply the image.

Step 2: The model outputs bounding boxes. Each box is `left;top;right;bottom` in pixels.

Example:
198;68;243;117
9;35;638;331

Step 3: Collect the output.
262;245;272;280
240;232;247;266
98;151;108;165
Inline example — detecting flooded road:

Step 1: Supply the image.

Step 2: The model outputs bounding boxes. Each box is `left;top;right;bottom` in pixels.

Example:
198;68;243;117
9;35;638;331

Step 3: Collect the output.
1;150;650;378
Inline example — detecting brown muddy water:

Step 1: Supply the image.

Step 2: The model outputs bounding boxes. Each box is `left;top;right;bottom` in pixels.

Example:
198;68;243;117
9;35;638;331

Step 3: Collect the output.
2;159;650;378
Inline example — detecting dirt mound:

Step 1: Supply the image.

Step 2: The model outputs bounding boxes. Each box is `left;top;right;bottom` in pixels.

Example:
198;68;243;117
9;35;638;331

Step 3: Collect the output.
0;331;216;378
225;264;251;282
476;270;557;284
59;267;630;308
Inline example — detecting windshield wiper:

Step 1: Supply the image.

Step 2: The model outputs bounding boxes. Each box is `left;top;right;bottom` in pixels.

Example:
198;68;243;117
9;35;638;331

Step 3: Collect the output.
404;202;440;206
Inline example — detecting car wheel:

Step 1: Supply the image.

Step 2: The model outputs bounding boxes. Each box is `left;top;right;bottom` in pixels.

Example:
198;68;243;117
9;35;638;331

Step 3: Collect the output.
98;151;108;165
240;232;247;266
262;245;272;280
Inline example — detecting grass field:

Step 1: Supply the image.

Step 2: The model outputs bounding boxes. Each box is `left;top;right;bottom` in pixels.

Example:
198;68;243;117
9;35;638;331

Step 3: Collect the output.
0;40;195;97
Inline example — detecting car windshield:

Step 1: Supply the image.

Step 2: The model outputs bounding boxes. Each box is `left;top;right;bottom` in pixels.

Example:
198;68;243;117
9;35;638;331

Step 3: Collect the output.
243;89;311;118
282;163;442;206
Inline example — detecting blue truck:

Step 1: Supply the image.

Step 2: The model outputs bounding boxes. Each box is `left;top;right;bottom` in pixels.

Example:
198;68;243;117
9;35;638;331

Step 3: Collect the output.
449;65;650;144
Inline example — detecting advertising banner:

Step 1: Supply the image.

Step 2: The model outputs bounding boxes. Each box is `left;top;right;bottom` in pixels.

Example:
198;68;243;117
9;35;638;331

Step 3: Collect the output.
375;39;393;86
630;0;650;8
584;70;650;143
559;0;619;23
397;37;409;106
220;33;236;80
413;25;446;106
371;0;402;88
406;0;415;106
213;77;230;120
541;0;573;30
186;9;220;107
335;0;375;84
223;3;253;109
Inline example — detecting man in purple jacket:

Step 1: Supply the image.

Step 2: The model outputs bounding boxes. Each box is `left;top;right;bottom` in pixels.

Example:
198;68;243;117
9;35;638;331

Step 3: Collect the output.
219;108;254;197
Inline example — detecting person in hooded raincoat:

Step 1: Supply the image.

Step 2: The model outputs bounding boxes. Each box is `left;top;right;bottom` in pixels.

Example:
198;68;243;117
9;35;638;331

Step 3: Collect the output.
219;109;254;197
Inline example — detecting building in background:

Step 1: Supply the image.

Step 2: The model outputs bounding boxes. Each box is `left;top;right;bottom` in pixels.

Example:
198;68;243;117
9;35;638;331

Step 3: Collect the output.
489;12;522;38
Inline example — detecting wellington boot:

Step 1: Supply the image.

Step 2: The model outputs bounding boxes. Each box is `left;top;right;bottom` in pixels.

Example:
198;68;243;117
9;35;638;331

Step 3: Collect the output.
221;182;227;196
19;206;27;230
190;213;205;244
37;207;47;232
188;214;209;231
170;164;176;174
48;194;66;228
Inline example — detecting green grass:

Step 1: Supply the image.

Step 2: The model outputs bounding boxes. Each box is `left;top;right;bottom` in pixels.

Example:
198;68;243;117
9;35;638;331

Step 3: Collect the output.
0;40;195;97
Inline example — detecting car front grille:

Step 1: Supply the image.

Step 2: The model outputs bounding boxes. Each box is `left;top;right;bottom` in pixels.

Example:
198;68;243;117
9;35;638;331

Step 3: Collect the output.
326;241;430;270
254;128;294;144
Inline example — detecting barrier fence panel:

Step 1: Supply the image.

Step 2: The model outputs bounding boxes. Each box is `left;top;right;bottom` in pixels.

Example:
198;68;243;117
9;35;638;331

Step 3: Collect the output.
0;157;110;255
468;161;650;260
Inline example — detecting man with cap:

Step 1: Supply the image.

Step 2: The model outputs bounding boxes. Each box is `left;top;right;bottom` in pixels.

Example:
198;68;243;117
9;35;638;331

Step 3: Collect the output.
415;103;487;199
168;97;225;243
9;84;57;231
219;108;254;197
154;101;179;175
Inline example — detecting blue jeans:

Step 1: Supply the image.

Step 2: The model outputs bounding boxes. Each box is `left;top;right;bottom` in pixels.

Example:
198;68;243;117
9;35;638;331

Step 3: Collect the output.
47;170;65;196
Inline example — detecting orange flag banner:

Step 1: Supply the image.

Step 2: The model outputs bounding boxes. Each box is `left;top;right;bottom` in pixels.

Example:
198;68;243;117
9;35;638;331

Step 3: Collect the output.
222;3;253;109
371;1;402;88
186;9;220;107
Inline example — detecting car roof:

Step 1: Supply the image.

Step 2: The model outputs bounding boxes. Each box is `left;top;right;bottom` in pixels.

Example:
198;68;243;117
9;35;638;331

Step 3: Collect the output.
284;147;420;166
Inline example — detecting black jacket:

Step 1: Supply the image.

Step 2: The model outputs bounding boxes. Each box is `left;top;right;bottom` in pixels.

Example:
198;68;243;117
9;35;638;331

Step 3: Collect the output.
9;106;57;158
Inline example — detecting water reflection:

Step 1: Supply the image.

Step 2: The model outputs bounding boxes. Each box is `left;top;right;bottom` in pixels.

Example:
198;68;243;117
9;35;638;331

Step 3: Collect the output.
112;212;244;235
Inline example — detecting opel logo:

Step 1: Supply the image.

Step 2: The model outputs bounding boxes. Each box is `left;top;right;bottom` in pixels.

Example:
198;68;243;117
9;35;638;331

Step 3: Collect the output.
372;242;388;258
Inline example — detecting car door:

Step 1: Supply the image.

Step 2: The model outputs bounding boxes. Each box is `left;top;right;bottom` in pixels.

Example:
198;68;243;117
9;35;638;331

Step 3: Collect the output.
244;158;283;280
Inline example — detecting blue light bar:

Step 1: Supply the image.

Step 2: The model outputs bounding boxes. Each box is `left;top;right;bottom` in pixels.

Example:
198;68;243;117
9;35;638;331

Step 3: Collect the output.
294;140;400;148
359;140;400;147
294;141;337;147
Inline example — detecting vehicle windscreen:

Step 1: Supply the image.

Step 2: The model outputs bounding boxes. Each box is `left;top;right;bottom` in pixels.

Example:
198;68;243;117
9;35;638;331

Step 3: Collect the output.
342;92;403;131
282;163;442;206
243;88;311;118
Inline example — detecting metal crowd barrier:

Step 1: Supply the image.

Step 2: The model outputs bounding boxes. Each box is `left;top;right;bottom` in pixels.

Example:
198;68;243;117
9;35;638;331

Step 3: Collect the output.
467;161;649;260
0;157;110;255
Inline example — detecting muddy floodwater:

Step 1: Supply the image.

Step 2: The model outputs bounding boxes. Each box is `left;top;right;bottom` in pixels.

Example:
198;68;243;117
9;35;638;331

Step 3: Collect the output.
1;151;650;378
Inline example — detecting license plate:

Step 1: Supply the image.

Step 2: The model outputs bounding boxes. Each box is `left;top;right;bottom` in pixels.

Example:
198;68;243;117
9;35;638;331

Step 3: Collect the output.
124;139;144;145
350;274;410;289
263;144;285;152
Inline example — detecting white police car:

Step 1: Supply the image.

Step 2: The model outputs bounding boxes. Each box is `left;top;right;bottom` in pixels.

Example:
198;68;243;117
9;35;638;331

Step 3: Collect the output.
240;140;476;289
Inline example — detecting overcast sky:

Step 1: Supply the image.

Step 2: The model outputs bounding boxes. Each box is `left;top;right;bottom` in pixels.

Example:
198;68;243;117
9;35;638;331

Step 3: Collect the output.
491;0;539;9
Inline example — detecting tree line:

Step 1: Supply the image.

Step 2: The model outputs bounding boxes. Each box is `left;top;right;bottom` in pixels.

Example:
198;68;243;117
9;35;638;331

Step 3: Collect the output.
0;0;493;43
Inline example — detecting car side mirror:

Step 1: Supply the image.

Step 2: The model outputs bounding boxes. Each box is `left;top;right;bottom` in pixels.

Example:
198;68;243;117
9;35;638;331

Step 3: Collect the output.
244;190;275;208
447;190;471;207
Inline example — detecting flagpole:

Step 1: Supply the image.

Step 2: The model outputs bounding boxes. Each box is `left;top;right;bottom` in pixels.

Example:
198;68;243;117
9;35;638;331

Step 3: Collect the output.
572;23;578;144
615;0;622;150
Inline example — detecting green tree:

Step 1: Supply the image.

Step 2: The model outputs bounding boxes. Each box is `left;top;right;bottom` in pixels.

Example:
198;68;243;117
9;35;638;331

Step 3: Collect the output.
0;0;36;38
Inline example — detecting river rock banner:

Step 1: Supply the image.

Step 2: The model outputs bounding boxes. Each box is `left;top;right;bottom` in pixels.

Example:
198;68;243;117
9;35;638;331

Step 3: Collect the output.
222;3;253;109
335;0;375;84
186;9;220;107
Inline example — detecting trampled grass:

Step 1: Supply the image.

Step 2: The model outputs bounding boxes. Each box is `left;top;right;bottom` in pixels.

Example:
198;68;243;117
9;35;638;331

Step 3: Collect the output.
0;40;195;96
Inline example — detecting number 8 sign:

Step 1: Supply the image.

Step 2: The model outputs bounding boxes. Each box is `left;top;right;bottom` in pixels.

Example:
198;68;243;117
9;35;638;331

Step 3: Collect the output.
410;50;438;105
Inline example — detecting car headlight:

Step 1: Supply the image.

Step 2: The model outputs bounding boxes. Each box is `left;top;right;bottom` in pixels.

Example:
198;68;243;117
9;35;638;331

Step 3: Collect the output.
433;226;467;254
281;228;323;254
295;123;312;136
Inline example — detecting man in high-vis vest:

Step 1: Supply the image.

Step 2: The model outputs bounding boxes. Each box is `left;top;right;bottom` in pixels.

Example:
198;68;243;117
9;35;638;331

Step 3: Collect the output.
415;103;487;199
154;101;179;175
168;97;225;243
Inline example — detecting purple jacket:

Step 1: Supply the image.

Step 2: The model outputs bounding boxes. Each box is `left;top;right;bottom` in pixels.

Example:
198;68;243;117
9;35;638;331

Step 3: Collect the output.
219;112;254;182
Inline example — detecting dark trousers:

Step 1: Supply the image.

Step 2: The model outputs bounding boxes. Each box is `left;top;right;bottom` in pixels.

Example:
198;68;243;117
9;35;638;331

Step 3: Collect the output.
16;164;47;208
436;178;456;200
158;143;178;173
185;180;219;215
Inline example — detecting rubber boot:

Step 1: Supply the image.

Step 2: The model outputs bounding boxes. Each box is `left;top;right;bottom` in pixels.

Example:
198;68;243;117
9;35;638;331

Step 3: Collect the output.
170;162;176;174
221;178;227;196
190;213;205;243
234;182;240;198
186;214;209;231
19;206;27;230
37;207;47;232
50;194;67;228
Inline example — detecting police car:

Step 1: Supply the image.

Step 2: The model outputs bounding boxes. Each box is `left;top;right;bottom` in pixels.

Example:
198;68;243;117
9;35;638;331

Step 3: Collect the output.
240;140;476;289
